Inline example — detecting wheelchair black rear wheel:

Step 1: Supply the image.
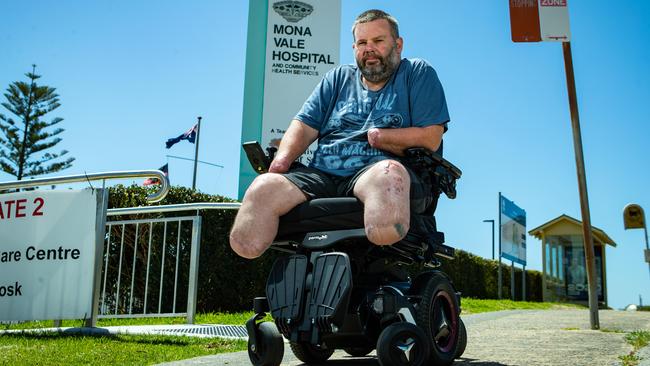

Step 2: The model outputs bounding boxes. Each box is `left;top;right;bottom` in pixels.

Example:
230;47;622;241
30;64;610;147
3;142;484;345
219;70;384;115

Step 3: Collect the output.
376;322;430;366
247;322;284;366
455;317;467;359
289;341;335;364
415;273;460;366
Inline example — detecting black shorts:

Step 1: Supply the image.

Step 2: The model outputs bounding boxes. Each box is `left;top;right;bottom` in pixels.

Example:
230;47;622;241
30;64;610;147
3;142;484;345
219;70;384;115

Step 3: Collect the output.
282;160;435;214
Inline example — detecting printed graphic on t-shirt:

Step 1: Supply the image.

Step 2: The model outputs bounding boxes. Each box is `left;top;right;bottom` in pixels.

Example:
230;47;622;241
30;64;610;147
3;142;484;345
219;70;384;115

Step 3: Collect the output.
313;93;403;174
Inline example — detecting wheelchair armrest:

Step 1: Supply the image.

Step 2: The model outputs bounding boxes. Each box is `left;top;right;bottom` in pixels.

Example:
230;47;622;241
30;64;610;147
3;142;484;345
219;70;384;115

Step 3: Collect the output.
404;148;461;179
403;147;462;199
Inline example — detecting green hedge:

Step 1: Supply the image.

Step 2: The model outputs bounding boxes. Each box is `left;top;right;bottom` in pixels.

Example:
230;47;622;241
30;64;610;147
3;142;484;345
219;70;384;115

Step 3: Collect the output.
106;185;542;312
437;250;543;302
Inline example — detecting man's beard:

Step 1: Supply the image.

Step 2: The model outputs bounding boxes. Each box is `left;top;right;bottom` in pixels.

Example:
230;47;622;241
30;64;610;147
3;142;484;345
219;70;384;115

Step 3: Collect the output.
357;44;400;84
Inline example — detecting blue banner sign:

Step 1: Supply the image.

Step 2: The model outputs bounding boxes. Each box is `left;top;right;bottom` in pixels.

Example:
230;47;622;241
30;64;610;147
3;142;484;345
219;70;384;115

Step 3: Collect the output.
500;194;527;265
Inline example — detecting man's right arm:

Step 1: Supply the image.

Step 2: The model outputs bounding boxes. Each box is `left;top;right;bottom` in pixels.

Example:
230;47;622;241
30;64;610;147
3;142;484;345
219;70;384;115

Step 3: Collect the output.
268;119;319;173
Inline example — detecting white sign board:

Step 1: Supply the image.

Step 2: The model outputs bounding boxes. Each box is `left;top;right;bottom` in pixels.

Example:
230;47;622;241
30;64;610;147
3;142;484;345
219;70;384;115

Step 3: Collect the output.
262;0;341;165
500;194;527;265
538;0;571;41
0;189;100;321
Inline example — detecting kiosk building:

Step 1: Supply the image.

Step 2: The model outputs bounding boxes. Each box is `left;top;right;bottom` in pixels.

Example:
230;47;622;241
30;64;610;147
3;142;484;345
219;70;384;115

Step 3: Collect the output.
529;214;616;307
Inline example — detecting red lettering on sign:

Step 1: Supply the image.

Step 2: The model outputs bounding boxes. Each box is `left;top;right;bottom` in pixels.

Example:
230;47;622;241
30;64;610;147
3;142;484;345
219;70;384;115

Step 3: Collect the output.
511;0;537;7
15;199;27;218
0;197;45;220
4;201;15;218
33;197;45;216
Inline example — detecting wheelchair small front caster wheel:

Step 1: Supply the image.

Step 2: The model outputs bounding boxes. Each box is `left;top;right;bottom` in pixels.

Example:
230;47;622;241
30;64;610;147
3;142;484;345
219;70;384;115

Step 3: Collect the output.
377;322;430;366
343;345;374;357
247;322;284;366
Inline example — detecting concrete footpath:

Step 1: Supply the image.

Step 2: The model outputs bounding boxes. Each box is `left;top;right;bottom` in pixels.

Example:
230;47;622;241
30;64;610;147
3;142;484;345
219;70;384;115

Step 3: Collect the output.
158;309;650;366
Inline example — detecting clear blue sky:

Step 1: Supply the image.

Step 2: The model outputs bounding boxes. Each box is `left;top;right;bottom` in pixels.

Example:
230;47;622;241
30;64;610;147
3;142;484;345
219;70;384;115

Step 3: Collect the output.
2;0;649;310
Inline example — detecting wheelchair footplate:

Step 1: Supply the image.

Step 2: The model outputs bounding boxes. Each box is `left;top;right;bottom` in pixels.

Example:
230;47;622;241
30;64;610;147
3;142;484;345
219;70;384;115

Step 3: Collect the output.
266;255;308;335
302;252;352;343
266;252;352;344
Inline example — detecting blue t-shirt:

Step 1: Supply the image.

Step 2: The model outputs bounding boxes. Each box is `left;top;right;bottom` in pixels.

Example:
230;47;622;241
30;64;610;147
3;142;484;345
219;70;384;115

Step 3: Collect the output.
295;58;450;177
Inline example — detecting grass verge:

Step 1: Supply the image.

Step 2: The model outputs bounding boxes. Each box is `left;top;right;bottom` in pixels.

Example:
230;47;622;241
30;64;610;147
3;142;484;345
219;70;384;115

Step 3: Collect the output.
1;312;261;331
619;330;650;366
0;332;246;366
0;312;256;365
461;298;585;314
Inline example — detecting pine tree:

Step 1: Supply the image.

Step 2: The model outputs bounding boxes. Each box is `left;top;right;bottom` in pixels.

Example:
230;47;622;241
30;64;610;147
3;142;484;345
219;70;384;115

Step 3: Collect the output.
0;65;74;180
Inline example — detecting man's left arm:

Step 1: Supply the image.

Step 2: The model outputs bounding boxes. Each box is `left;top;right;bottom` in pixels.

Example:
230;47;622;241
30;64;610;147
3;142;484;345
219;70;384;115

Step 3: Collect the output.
369;60;449;156
367;124;444;156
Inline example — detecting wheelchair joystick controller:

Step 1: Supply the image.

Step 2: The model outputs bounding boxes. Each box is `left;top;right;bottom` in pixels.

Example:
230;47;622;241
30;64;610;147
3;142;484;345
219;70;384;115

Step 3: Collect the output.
243;141;272;174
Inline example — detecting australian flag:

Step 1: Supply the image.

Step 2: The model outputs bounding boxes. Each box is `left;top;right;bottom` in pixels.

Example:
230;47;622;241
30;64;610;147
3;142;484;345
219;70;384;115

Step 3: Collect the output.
166;124;197;149
144;164;169;186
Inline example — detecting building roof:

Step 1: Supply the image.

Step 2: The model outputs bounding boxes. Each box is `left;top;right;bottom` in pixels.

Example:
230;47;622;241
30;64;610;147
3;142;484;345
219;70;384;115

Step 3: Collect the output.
528;214;617;247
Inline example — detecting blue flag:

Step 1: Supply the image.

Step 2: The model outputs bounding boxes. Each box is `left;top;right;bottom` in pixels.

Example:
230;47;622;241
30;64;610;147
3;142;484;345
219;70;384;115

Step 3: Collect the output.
166;124;197;149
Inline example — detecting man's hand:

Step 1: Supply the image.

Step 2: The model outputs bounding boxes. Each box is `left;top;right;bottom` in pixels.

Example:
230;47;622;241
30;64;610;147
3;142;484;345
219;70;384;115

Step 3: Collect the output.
367;127;381;148
268;120;319;173
268;155;292;173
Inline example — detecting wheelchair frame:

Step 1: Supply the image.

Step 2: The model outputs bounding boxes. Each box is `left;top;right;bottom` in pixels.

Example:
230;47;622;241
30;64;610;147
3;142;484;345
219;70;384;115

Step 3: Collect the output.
242;142;466;366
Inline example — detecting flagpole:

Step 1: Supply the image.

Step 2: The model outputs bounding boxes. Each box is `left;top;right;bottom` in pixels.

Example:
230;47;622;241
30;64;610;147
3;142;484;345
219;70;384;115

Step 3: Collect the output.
192;116;202;190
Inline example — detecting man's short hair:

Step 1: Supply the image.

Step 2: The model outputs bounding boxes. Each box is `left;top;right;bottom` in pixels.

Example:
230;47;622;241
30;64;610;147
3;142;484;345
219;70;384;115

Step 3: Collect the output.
352;9;400;41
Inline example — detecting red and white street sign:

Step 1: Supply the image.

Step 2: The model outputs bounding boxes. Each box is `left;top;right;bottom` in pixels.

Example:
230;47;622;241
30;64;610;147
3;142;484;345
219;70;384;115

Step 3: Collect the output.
539;0;571;41
510;0;571;42
510;0;541;42
0;189;101;321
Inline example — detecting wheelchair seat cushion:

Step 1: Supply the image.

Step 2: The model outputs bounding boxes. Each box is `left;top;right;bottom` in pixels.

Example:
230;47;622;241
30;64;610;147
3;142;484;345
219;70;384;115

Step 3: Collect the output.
276;197;438;242
277;198;364;238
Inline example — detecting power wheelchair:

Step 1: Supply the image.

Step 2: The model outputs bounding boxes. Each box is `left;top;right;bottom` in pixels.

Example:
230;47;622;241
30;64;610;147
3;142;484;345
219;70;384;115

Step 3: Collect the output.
242;142;466;366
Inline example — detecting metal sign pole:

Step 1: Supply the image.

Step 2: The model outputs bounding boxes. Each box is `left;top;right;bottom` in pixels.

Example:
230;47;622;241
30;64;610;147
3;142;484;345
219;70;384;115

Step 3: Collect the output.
483;219;495;260
492;221;495;260
192;116;202;190
562;41;599;329
511;261;515;300
523;265;526;301
498;193;503;299
644;224;650;279
87;188;109;327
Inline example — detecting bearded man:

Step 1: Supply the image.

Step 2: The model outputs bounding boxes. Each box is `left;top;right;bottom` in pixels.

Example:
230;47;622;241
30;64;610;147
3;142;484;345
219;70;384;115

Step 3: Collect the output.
230;9;450;259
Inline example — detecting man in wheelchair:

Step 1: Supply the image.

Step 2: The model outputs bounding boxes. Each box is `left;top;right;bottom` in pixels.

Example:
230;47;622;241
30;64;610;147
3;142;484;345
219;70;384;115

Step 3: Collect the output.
230;9;465;366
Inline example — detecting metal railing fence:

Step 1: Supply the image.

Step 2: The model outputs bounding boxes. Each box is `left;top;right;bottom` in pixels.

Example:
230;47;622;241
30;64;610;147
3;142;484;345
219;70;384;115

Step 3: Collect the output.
101;203;240;324
99;216;199;322
0;170;169;203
